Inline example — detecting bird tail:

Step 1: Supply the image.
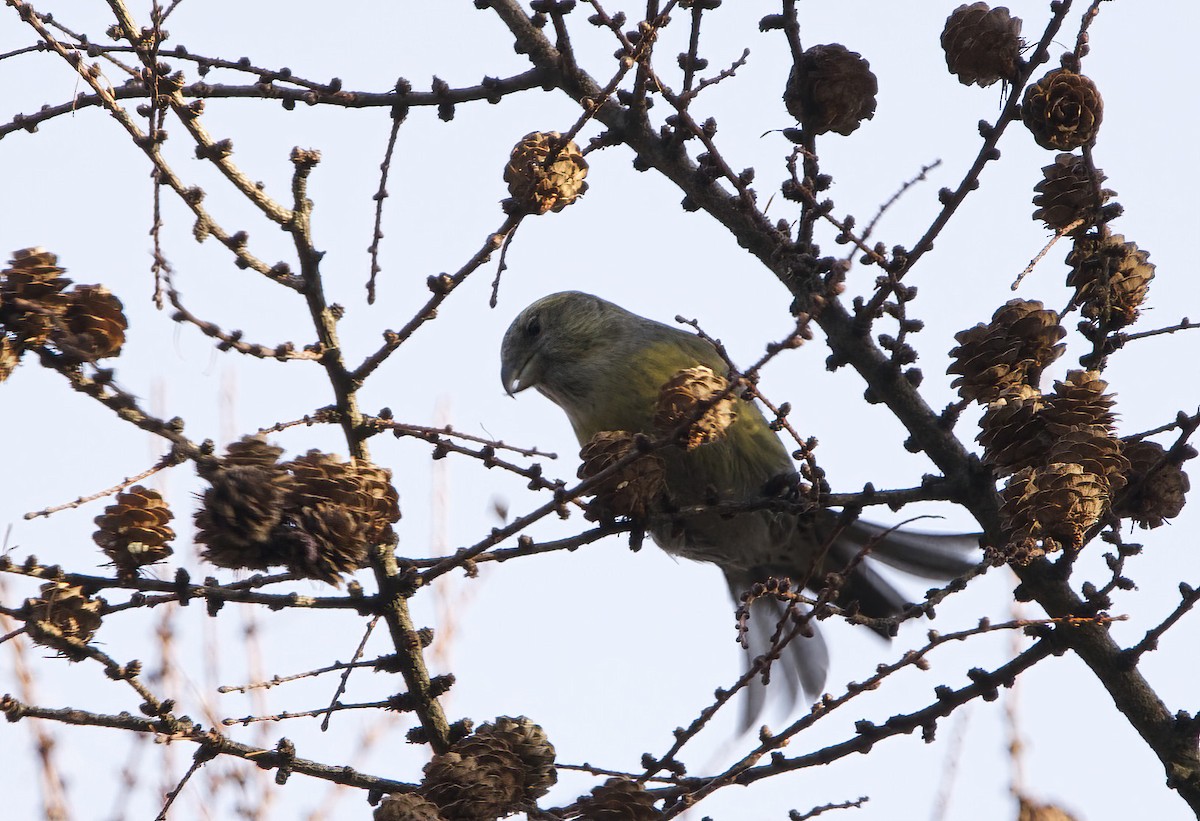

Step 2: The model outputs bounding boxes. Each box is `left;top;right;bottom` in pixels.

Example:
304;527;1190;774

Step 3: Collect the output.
729;520;979;730
830;520;981;625
840;520;982;580
726;570;828;733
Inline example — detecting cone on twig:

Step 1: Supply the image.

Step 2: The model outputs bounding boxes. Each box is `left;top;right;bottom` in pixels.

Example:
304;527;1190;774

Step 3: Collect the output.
998;463;1109;563
1032;153;1116;236
93;485;175;576
1066;233;1154;327
0;247;72;349
52;284;127;363
1021;68;1103;150
653;366;738;450
940;3;1023;87
504;131;589;215
0;335;18;382
948;300;1064;403
1114;439;1192;529
1018;796;1082;821
374;793;445;821
1046;426;1129;495
1042;370;1116;435
420;716;555;821
977;386;1049;476
23;582;104;659
195;438;296;572
578;431;666;521
784;44;878;136
577;777;663;820
195;436;401;585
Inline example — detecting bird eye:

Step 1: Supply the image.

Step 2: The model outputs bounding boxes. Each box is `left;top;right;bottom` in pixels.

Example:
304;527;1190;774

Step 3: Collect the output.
525;314;541;338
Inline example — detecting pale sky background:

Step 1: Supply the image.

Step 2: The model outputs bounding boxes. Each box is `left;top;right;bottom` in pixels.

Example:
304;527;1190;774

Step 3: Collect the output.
2;2;1199;820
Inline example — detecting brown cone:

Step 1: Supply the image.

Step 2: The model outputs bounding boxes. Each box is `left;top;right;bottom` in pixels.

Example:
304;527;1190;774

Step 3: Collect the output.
940;3;1023;87
784;44;878;136
421;750;525;821
195;463;295;571
457;716;556;801
977;385;1049;476
93;485;175;576
1046;426;1129;495
1032;153;1116;236
1066;233;1154;327
1042;370;1116;435
504;131;589;215
653;366;738;450
1018;796;1082;821
0;334;18;382
1114;439;1191;529
274;502;372;585
1021;69;1103;150
578;431;666;521
0;247;72;348
197;441;400;585
999;463;1108;558
374;793;445;821
285;450;401;546
52;284;127;363
577;778;662;820
24;582;104;658
220;435;286;470
948;300;1064;403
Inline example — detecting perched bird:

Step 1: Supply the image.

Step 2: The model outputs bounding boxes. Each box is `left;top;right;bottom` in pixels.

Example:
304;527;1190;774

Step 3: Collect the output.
500;291;979;725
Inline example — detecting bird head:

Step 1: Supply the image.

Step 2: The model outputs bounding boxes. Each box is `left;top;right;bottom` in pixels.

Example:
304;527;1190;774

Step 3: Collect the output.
499;291;617;402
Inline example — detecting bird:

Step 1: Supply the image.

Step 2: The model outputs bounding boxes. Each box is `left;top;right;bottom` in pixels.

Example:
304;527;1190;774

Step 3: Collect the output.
500;290;979;726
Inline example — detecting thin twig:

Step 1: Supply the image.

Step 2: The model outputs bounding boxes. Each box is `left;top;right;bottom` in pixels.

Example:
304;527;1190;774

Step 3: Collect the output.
1011;220;1084;290
367;102;408;304
24;446;188;519
154;752;207;821
320;616;379;731
1123;582;1200;664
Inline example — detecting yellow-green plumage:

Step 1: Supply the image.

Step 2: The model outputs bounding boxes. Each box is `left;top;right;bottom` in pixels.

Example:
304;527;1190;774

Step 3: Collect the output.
500;291;979;726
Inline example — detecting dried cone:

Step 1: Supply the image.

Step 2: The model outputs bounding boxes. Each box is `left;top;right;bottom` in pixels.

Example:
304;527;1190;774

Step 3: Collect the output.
1046;426;1129;495
948;300;1065;403
286;451;400;540
0;247;72;347
195;438;296;572
421;749;524;821
578;431;666;521
374;793;445;821
1066;233;1154;327
1042;370;1116;435
1032;153;1116;236
784;44;878;136
1000;463;1108;558
577;778;662;820
1114;439;1192;529
977;385;1049;476
52;284;127;363
1021;68;1103;150
274;502;372;585
215;434;286;470
274;452;399;584
653;366;738;450
1018;797;1082;821
504;131;589;215
24;582;104;658
940;3;1023;87
0;334;18;382
197;439;401;585
456;716;556;801
93;485;175;576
